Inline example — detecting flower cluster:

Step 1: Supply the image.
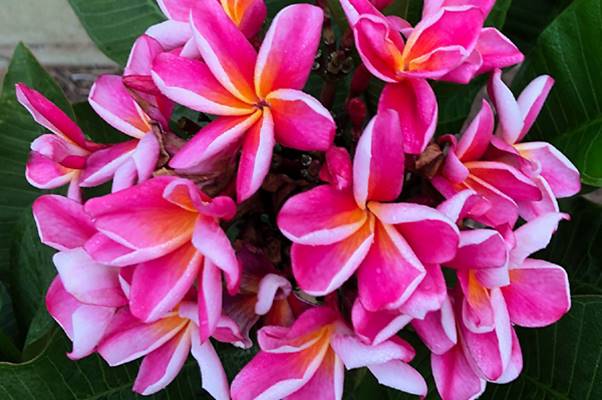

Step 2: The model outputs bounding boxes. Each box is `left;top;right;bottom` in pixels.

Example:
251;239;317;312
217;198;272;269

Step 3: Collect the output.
20;0;581;399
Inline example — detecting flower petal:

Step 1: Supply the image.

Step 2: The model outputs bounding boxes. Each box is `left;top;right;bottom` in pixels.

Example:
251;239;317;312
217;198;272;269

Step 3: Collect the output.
222;0;268;38
516;75;555;141
509;212;568;266
368;360;427;396
26;151;76;189
190;330;231;400
352;298;412;345
475;28;524;76
446;229;507;270
319;146;353;191
286;349;344;400
455;100;494;162
331;334;415;368
198;257;223;341
488;68;523;144
80;141;137;187
398;264;447;319
431;345;486;400
466;161;542;202
412;296;457;355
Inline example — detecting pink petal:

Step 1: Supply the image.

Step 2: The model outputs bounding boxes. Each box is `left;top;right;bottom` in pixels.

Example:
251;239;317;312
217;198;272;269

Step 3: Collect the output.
236;110;275;202
189;330;231;400
286;349;344;400
502;258;570;327
151;53;254;115
435;189;490;223
369;202;459;264
510;212;568;266
517;75;555;141
493;328;523;384
267;89;335;151
515;142;580;197
466;161;542;201
111;158;138;192
156;0;195;21
517;175;559;221
26;151;76;189
461;174;520;227
455;100;494;162
46;277;115;360
440;50;482;84
255;273;292;315
319;146;353;191
278;185;367;245
132;133;160;183
331;334;415;368
475;28;524;76
340;0;382;26
398;264;447;319
378;79;437;154
353;110;405;207
16;83;89;149
291;216;374;296
146;20;192;52
368;360;427;396
357;220;426;311
54;248;127;307
422;0;495;17
412;296;457;355
446;229;507;270
223;0;268;38
80;140;138;187
441;150;470;183
458;270;496;333
431;345;486;400
125;34;163;78
198;258;223;341
130;243;202;322
190;0;258;103
352;298;412;345
133;329;191;395
488;69;523;144
162;178;237;219
192;215;240;292
32;194;96;250
255;5;323;97
89;75;151;139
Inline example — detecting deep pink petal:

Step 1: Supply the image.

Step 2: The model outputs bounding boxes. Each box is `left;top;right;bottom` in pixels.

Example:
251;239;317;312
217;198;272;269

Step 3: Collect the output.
412;296;457;355
26;151;76;189
352;298;412;345
446;229;507;270
80;141;137;187
398;264;447;319
432;345;486;400
435;189;490;223
475;28;524;76
466;161;542;201
319;146;353;191
286;349;344;400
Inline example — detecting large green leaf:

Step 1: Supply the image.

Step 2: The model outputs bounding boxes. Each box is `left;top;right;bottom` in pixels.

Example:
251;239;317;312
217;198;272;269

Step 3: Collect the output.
514;0;602;186
67;0;164;66
483;295;602;399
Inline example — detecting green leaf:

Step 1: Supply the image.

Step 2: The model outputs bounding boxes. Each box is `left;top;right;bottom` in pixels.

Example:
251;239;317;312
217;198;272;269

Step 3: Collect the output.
383;0;423;25
485;0;513;28
67;0;164;66
73;102;127;144
514;0;602;186
483;295;602;399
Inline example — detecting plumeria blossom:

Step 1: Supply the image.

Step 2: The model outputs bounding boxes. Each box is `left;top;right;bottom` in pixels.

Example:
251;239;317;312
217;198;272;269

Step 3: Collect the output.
84;176;240;341
340;0;489;153
231;306;426;400
152;3;335;201
16;84;103;201
148;0;266;58
421;0;524;83
487;69;581;218
278;111;460;312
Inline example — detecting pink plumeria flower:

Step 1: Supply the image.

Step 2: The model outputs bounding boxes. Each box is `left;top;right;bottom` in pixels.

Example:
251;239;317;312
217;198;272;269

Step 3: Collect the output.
278;111;460;312
97;301;230;398
221;248;293;348
487;69;581;219
33;194;126;359
152;3;335;202
432;99;543;227
422;0;524;83
84;176;239;340
82;75;172;192
340;0;486;153
231;306;426;400
147;0;267;58
16;83;103;202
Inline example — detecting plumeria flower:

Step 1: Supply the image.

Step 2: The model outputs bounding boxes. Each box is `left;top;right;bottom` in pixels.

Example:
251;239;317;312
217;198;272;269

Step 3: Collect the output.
152;3;335;202
487;69;581;219
84;176;239;341
278;111;460;312
147;0;267;58
97;301;230;398
340;0;487;153
16;83;103;202
422;0;524;83
432;99;543;227
33;194;125;359
81;75;171;192
221;248;294;347
231;306;426;400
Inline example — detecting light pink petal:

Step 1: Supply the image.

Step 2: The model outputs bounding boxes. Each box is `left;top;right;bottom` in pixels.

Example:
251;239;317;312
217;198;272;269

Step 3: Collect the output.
466;161;542;202
455;100;494;162
98;309;187;366
190;0;258;103
475;28;524;76
502;258;570;327
431;345;486;400
46;277;115;360
319;146;353;191
517;176;559;221
26;152;76;189
422;0;495;17
236;110;275;202
378;79;437;154
80;141;137;187
493;328;523;384
446;229;507;270
441;150;470;184
130;243;202;322
358;221;426;311
133;329;191;395
156;0;195;21
368;360;427;396
111;158;138;192
398;264;447;319
190;329;231;400
125;34;163;78
32;194;96;250
89;75;151;139
169;113;260;170
146;20;191;53
436;189;490;223
291;217;374;296
331;334;415;368
256;273;292;315
352;298;412;345
353;110;405;207
267;89;335;151
369;202;459;264
517;75;555;141
286;349;344;400
133;132;160;183
198;258;223;341
278;185;367;246
462;174;520;227
151;53;254;115
510;212;568;266
488;69;523;144
412;296;457;355
54;248;126;307
515;142;580;197
16;83;89;148
192;214;240;292
255;5;323;97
